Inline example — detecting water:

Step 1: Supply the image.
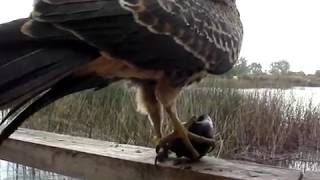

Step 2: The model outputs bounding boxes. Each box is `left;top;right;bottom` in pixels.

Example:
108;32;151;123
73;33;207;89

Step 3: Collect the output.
242;87;320;172
0;160;78;180
270;151;320;172
242;87;320;107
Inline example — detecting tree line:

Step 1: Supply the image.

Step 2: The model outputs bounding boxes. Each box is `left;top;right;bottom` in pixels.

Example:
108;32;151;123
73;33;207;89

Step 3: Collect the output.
226;57;319;77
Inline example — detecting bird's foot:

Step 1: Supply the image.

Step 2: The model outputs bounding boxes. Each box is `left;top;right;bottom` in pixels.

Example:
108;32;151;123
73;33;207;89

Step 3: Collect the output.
183;116;198;128
154;115;215;165
155;144;169;165
154;132;216;165
188;132;215;149
174;121;201;160
154;133;174;165
183;116;215;148
155;125;200;163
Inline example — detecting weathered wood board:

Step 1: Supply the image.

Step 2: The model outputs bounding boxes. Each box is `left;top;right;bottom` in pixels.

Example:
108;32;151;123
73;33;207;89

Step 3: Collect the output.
0;128;318;180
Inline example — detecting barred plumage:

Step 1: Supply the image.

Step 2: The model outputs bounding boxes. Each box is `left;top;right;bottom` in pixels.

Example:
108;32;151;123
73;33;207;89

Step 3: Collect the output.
121;0;243;70
0;0;243;160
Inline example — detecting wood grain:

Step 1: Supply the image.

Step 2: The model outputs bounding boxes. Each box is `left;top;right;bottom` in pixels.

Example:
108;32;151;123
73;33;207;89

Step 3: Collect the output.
0;128;318;180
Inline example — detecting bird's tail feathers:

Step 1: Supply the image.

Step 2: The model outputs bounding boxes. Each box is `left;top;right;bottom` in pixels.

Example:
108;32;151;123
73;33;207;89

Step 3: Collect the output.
0;75;112;143
0;19;111;143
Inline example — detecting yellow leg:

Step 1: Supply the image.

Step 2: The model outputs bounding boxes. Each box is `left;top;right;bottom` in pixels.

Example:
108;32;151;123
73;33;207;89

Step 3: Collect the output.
155;77;200;159
135;81;163;140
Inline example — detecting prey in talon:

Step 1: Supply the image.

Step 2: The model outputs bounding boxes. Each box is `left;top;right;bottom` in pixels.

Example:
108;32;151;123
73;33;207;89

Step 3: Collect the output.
155;114;215;164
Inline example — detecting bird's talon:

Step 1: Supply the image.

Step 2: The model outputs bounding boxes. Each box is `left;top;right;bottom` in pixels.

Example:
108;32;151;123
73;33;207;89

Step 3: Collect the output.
183;116;197;128
155;144;161;153
165;115;215;160
191;151;201;160
155;145;169;165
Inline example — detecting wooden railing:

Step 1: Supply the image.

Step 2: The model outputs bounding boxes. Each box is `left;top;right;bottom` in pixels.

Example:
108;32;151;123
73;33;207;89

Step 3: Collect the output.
0;128;318;180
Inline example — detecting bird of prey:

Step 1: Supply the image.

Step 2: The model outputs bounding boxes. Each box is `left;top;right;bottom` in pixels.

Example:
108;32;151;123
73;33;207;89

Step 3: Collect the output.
0;0;243;160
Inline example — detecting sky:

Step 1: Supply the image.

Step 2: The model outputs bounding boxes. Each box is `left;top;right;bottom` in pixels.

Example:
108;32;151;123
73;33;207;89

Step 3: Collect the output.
0;0;319;74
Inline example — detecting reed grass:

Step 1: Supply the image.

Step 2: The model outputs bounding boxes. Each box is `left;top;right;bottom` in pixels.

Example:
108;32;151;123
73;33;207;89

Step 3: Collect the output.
22;81;320;160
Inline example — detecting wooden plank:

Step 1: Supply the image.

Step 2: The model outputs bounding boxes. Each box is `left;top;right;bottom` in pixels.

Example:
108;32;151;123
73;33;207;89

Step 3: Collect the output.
0;128;317;180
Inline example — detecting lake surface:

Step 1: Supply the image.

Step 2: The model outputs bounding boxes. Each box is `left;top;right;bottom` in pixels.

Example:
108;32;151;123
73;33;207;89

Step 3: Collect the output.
242;87;320;107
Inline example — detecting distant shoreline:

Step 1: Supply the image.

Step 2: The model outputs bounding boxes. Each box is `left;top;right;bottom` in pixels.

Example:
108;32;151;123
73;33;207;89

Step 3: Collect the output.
199;75;320;89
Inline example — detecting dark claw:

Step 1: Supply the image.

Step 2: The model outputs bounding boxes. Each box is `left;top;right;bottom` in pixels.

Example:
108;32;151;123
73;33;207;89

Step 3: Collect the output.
155;144;161;154
155;145;169;165
155;114;215;164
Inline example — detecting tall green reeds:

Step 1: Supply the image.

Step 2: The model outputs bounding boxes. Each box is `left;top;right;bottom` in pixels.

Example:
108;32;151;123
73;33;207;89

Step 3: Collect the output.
22;82;320;160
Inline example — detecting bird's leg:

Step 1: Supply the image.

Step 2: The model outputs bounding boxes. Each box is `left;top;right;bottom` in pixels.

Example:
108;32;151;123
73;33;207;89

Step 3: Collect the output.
135;81;163;141
155;77;200;160
183;116;198;128
188;132;215;145
135;81;171;163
